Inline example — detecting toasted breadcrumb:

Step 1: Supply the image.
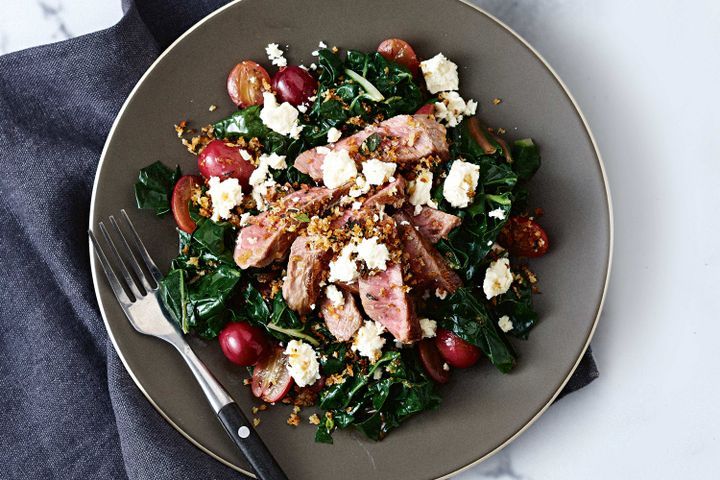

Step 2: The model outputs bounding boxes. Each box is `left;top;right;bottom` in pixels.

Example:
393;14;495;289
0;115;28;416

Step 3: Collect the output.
308;414;321;425
492;97;502;105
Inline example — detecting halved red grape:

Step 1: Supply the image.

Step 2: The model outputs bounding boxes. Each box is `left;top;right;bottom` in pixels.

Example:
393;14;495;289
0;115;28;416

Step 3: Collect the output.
435;329;481;369
377;38;420;75
171;175;202;234
218;322;271;366
415;103;435;115
498;216;550;258
197;140;254;187
227;60;271;107
251;346;293;402
418;339;450;384
271;66;317;106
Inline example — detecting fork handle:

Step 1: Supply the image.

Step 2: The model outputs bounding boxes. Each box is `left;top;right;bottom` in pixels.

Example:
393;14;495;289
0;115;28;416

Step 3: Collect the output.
217;402;289;480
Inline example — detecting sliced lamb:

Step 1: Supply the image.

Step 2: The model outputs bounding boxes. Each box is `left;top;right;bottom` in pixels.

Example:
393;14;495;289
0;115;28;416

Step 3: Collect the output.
282;236;331;314
358;263;420;343
404;206;461;243
294;115;448;181
234;185;347;269
393;211;462;294
364;176;407;209
320;290;363;341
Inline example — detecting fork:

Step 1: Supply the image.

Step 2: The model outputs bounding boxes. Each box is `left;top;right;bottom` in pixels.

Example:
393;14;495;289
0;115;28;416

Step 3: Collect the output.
89;209;289;480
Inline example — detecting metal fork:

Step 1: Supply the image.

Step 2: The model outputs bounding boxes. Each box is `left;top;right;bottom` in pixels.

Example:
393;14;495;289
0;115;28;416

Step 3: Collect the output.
89;209;288;480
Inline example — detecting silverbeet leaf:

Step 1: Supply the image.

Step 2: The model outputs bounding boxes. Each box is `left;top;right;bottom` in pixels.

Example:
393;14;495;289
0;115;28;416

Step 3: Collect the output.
134;161;181;216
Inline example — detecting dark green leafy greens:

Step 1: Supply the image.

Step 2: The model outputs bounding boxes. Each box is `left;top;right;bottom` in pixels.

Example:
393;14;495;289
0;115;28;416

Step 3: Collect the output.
134;161;181;216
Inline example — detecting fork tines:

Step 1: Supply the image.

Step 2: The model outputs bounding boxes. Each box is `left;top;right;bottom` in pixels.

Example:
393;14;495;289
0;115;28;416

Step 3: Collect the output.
89;209;162;304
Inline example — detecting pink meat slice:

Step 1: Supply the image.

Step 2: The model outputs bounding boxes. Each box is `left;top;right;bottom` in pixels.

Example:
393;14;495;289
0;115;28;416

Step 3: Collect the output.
364;176;407;209
282;236;331;314
294;115;449;181
234;186;346;269
405;206;461;243
320;290;364;341
358;263;420;343
393;211;462;294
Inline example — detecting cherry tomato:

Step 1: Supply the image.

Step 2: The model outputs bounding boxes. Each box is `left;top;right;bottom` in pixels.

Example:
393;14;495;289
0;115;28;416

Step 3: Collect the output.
415;103;435;115
227;60;271;107
197;140;255;187
251;346;294;402
377;38;420;75
271;66;318;106
171;175;202;234
418;339;450;384
219;322;271;367
435;329;481;369
499;216;550;258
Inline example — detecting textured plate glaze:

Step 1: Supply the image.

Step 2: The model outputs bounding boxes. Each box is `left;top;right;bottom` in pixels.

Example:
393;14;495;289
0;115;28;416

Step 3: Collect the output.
89;0;612;478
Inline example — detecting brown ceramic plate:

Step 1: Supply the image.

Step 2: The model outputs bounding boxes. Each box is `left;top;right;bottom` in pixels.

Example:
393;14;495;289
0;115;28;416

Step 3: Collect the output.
89;0;612;478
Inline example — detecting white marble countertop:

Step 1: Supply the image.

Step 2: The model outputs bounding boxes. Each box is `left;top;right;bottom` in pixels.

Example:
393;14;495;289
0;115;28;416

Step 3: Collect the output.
3;1;719;478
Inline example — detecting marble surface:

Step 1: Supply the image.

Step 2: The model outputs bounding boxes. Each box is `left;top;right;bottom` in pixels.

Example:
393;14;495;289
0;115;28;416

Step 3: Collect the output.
2;0;719;478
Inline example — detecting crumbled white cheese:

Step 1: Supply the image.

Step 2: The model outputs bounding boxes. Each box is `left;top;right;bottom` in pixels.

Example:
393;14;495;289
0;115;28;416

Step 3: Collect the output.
261;152;287;170
372;368;383;380
483;257;513;299
325;285;345;307
297;104;308;113
259;92;303;138
326;127;342;143
321;149;357;188
309;63;317;70
420;53;459;94
318;40;327;48
248;153;287;210
419;318;437;339
443;160;480;208
408;169;437;209
310;303;316;310
442;362;450;371
239;212;252;227
352;321;386;363
351;201;362;210
284;340;321;387
207;177;243;222
239;149;252;161
488;207;506;220
349;174;371;197
265;43;287;67
435;288;448;300
434;91;478;127
498;315;513;333
328;243;359;283
356;237;390;271
311;50;319;56
362;159;397;186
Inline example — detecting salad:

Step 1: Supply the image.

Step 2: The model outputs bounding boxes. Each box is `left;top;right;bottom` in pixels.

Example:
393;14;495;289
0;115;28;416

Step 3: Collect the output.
134;38;549;443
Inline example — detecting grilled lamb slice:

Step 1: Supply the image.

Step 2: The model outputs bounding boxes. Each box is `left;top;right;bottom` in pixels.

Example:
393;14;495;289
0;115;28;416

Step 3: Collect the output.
294;115;448;181
393;211;462;294
404;206;461;243
282;236;331;314
320;290;363;341
364;176;407;209
358;263;420;343
234;185;347;269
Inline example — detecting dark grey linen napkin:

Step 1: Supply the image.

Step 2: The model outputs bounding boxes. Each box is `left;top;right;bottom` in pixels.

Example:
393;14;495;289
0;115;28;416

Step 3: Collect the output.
0;1;597;478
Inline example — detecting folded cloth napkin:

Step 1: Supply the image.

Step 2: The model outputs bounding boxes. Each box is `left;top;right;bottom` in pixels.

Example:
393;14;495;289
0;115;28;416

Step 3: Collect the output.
0;1;598;478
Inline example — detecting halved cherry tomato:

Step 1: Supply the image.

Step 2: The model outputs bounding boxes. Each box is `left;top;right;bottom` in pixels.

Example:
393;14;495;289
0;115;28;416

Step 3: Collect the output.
499;216;550;258
251;346;294;402
219;322;271;366
271;66;317;106
377;38;420;75
415;103;435;115
171;175;202;234
435;329;481;369
418;339;450;384
226;60;271;107
197;139;255;187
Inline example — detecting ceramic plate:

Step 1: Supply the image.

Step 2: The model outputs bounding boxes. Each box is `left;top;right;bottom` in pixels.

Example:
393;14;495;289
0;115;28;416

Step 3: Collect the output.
89;0;612;478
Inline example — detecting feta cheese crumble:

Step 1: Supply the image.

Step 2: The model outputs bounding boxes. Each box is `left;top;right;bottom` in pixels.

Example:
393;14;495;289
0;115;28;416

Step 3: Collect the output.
352;321;386;363
362;159;397;186
321;149;357;188
443;160;480;208
488;207;506;220
408;169;437;211
325;285;345;307
483;258;513;299
349;174;371;197
284;340;321;387
328;243;359;283
207;177;243;222
326;127;342;143
434;91;478;127
498;315;513;333
259;92;303;138
248;153;287;210
356;237;390;271
420;53;459;94
419;318;437;339
265;43;287;67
